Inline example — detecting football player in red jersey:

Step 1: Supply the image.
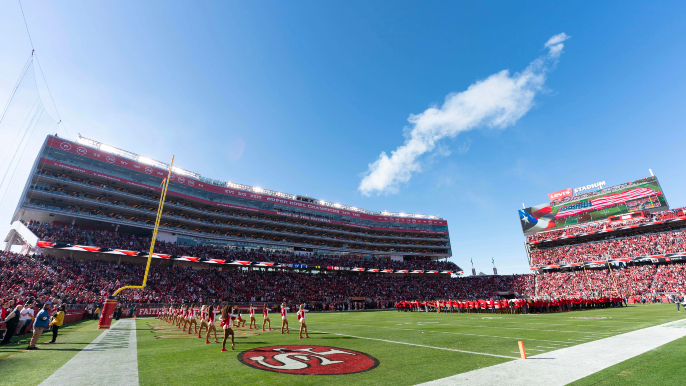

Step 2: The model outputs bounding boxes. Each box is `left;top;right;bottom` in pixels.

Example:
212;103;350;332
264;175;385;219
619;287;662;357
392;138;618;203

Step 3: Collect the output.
204;305;219;344
262;304;272;332
297;304;309;339
280;303;290;334
248;304;257;329
220;305;235;351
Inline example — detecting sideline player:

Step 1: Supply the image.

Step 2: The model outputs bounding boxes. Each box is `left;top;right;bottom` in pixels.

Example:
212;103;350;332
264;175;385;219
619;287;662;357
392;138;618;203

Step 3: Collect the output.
297;304;309;339
248;304;257;329
205;305;219;344
220;305;235;351
280;303;290;334
262;304;271;332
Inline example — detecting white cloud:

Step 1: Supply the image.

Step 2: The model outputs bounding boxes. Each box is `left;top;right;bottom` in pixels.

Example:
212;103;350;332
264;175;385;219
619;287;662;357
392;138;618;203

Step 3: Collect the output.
358;33;570;196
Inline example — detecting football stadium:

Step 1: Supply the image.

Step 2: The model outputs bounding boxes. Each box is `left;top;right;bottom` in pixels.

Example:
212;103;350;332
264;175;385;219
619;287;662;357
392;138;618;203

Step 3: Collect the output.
2;3;686;386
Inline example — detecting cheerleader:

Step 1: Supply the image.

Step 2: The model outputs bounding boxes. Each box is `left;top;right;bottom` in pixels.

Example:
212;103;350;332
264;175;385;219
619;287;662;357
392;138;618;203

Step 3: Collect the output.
234;307;246;328
220;305;235;351
186;304;198;334
197;305;209;338
177;305;184;329
280;303;290;334
297;304;309;339
181;305;189;331
204;305;219;344
262;304;271;332
248;304;257;329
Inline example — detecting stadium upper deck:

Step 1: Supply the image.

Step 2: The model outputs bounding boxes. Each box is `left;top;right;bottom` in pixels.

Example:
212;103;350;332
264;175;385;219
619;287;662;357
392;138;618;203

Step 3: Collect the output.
11;135;451;259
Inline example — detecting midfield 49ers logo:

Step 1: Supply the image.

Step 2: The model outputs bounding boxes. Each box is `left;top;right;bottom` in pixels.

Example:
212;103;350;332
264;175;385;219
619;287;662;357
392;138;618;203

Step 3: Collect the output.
238;345;379;375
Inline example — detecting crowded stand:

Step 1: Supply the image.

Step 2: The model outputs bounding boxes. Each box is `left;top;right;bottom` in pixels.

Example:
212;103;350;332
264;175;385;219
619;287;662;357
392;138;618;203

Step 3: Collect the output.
534;265;657;298
25;221;459;272
1;250;509;307
3;247;685;320
529;227;686;266
525;206;686;244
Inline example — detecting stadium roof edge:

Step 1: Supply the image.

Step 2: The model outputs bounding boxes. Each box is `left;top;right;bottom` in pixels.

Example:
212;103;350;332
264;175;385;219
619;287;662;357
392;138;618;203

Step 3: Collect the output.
68;135;443;221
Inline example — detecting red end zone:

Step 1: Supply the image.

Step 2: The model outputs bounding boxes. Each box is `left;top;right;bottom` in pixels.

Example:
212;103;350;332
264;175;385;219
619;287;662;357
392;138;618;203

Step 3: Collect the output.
238;345;379;375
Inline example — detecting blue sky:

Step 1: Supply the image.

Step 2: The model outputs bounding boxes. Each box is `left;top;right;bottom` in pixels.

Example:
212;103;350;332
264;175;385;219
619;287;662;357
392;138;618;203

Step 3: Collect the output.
1;1;686;274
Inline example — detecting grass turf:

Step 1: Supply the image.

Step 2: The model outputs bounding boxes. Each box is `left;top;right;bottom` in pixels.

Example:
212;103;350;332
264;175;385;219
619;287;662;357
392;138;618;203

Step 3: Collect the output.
570;332;686;385
2;304;685;385
0;319;102;385
137;304;685;385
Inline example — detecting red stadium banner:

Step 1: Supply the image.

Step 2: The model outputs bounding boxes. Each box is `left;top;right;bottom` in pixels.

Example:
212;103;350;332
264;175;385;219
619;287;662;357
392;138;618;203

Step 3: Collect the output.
35;242;457;275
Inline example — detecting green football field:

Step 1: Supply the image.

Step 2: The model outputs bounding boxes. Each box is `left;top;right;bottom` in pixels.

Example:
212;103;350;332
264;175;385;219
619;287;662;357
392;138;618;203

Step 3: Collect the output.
2;304;686;385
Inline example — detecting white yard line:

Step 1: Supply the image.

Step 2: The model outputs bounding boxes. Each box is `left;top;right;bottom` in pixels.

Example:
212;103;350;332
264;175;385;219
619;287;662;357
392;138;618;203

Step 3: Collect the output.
39;319;139;386
417;319;686;386
311;330;518;359
317;321;578;344
322;319;623;335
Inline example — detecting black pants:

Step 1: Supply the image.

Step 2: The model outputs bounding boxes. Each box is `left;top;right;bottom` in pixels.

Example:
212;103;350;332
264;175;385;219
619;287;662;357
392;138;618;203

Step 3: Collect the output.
1;321;18;344
51;325;59;342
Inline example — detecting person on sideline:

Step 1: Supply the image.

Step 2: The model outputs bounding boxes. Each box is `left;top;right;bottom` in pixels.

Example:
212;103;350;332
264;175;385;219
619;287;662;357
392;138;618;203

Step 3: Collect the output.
1;304;23;345
27;304;50;350
47;305;65;344
18;300;35;336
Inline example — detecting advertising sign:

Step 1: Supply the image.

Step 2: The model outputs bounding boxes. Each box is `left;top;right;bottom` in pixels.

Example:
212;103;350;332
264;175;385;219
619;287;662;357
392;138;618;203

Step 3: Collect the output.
547;188;573;202
574;181;606;195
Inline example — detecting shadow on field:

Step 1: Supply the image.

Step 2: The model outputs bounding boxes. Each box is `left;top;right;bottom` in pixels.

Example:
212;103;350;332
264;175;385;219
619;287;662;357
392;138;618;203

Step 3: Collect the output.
36;348;84;352
43;342;107;345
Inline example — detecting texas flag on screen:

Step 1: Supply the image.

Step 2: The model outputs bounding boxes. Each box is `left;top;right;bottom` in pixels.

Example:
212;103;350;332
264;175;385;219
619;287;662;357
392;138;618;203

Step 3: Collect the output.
518;209;538;231
519;204;555;233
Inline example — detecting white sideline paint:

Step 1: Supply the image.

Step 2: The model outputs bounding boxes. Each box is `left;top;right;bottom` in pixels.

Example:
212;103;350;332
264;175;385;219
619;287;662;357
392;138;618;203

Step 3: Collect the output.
417;319;686;386
312;330;518;359
39;319;139;386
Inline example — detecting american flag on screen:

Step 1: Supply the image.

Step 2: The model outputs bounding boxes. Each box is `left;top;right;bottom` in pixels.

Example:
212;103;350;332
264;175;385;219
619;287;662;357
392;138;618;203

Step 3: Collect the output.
554;187;661;219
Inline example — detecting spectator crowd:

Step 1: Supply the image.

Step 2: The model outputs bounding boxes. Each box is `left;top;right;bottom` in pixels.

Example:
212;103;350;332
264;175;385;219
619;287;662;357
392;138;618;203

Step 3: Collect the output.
530;228;686;266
